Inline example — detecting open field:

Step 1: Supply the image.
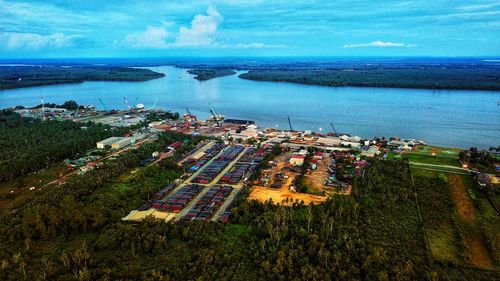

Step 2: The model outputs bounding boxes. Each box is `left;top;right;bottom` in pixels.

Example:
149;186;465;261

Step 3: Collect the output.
248;150;329;205
248;186;327;205
413;168;499;269
389;147;462;167
0;164;64;212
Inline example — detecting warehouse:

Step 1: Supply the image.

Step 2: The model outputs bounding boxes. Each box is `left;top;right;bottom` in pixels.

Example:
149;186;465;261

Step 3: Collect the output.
111;137;132;149
96;136;123;149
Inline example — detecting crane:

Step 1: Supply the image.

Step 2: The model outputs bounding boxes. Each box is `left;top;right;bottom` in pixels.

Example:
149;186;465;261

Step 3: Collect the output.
148;97;159;110
330;122;338;136
209;103;222;126
98;98;108;111
123;97;131;110
287;116;293;131
185;107;192;116
41;95;45;122
210;109;221;126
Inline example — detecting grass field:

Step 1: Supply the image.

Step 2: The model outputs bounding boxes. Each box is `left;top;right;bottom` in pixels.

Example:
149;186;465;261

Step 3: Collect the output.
413;168;499;269
388;146;462;167
0;164;65;212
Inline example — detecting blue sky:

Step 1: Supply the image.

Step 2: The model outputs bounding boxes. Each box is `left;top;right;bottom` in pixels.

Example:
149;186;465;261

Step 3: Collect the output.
0;0;499;58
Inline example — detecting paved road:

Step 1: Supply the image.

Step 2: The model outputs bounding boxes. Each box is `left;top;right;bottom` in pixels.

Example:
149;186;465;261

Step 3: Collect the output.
174;147;249;221
177;141;214;166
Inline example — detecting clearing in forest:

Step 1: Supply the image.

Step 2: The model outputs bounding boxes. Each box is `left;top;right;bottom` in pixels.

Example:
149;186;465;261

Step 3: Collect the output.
446;173;494;269
248;186;327;206
448;174;475;222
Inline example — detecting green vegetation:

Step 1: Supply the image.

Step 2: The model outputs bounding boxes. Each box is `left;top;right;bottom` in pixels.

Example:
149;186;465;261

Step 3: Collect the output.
413;168;500;270
0;110;128;183
1;154;498;279
460;147;500;173
187;69;236;81
239;66;500;91
0;66;165;90
388;151;461;167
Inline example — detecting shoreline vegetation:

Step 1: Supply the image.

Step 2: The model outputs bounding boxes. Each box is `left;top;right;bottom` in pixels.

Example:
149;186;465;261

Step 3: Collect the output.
0;66;165;90
238;67;500;91
1;60;499;90
187;69;236;80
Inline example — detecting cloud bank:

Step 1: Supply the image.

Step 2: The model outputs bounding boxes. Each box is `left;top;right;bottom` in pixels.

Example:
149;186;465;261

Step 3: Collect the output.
343;41;417;48
0;32;83;50
119;6;285;49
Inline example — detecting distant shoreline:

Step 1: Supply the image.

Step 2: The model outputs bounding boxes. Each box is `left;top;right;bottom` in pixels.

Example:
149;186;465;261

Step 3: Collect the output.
238;68;500;91
0;66;165;90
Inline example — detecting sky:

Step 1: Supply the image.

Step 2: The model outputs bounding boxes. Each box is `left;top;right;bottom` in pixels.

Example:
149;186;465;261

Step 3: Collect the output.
0;0;499;58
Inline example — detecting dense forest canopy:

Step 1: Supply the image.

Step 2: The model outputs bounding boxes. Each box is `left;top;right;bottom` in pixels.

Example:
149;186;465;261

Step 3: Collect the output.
0;110;127;183
0;66;165;90
1;155;497;280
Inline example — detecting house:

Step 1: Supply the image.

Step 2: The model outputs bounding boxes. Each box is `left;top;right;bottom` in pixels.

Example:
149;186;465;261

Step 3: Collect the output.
361;146;380;157
388;140;407;147
339;135;350;141
349;136;362;142
341;141;361;148
168;141;183;151
313;151;324;160
476;173;491;187
289;154;305;166
298;149;309;155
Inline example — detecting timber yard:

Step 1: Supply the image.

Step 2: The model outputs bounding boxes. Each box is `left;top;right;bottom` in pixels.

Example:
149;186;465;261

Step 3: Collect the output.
9;101;500;225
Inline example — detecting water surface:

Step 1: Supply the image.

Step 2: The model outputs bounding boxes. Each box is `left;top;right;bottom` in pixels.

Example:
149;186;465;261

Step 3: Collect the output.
0;66;499;148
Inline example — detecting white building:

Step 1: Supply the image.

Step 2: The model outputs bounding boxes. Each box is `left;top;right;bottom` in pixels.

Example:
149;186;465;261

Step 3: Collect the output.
316;137;342;147
111;137;132;149
96;137;123;149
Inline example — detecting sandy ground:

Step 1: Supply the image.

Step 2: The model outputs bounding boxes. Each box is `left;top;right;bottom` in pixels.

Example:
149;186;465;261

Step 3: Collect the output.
248;186;327;206
249;151;328;205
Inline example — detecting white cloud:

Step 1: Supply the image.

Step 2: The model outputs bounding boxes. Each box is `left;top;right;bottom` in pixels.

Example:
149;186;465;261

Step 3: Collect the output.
343;41;417;48
122;25;171;48
223;43;288;49
119;6;287;49
0;32;83;50
175;5;222;46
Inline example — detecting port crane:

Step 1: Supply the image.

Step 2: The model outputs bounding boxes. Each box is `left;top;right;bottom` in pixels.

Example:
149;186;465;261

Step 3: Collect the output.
41;95;45;122
185;107;192;116
287;116;294;131
98;98;108;111
123;97;132;110
209;103;222;126
148;97;159;110
330;122;338;136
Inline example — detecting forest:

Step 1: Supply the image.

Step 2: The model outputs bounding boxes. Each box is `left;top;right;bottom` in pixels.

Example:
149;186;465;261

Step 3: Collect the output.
187;69;236;81
0;110;128;183
1;151;498;280
0;66;165;90
238;67;500;91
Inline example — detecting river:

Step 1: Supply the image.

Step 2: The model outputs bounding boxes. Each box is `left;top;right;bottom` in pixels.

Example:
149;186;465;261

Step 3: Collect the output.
0;66;499;148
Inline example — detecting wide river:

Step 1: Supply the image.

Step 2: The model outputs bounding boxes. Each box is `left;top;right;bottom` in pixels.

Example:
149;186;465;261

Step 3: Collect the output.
0;66;499;148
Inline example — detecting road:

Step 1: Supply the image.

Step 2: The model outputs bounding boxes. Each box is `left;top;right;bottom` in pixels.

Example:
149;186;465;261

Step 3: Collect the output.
173;147;249;221
47;135;155;186
409;162;469;174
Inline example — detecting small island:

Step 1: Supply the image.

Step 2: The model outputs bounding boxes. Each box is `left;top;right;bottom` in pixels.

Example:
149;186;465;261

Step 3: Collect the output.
0;66;165;90
187;69;236;81
239;66;500;91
